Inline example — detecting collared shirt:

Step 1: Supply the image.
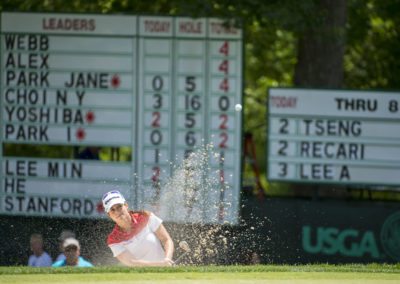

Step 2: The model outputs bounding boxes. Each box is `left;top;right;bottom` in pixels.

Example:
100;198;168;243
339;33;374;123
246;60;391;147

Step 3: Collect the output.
52;256;93;267
28;252;52;267
55;253;66;262
107;211;164;261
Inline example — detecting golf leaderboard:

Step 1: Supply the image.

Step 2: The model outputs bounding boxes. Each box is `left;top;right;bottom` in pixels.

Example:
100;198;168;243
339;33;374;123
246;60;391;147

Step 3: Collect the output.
268;88;400;187
0;12;243;223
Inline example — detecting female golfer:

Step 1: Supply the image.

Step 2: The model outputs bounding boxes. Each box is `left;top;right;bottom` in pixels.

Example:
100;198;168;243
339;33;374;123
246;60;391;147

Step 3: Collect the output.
102;190;174;266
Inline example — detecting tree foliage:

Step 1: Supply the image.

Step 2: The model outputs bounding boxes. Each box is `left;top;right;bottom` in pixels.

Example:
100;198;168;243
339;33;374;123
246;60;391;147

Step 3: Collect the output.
345;0;400;89
0;0;399;196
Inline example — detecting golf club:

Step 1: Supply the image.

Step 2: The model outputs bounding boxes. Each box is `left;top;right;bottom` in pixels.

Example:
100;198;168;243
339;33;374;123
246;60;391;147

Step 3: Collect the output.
174;241;191;265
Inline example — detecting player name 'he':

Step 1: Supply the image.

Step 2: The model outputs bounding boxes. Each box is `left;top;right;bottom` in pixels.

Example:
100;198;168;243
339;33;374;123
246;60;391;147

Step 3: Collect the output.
64;72;110;88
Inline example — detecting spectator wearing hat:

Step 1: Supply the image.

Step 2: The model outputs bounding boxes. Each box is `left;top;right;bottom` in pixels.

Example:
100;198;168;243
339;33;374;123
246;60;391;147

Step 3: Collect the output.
52;238;93;267
55;230;76;262
28;233;52;267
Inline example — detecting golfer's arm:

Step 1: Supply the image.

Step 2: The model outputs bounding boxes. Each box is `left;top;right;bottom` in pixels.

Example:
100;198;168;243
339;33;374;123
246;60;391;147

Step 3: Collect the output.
116;251;167;267
116;251;141;266
155;224;174;260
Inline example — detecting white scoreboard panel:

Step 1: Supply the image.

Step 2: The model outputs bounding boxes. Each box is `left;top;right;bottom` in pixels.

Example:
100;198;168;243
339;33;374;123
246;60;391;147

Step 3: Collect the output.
0;13;242;223
268;88;400;188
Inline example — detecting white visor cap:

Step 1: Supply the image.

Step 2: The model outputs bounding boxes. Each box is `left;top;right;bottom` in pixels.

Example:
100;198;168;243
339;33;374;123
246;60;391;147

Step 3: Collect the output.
102;190;126;213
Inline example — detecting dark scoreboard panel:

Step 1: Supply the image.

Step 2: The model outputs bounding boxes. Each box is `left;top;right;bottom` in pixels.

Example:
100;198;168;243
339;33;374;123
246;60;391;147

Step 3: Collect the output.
0;13;242;223
268;88;400;188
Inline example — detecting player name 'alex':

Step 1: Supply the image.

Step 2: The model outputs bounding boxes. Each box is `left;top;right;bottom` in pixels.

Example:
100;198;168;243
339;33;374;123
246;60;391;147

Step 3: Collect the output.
5;53;49;69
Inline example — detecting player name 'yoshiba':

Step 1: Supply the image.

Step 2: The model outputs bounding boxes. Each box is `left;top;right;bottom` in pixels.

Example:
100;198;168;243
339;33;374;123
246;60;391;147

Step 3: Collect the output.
4;106;85;124
300;141;365;160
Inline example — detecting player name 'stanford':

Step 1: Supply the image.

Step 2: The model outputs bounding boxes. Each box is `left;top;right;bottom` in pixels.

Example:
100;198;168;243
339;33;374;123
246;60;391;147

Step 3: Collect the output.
3;195;95;216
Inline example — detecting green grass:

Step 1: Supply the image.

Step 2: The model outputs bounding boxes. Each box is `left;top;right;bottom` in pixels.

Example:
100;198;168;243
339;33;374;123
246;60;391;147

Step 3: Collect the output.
1;264;399;284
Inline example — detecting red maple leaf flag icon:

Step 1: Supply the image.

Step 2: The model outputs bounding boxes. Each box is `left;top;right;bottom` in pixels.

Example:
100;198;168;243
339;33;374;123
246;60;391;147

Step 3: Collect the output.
111;74;120;88
85;111;95;124
76;128;86;141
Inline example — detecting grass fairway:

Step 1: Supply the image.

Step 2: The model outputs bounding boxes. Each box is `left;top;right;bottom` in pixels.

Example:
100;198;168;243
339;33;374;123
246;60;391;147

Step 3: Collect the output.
0;264;399;284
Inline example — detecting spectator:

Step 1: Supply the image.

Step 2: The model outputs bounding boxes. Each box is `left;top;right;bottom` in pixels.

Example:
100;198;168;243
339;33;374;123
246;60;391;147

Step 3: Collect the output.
28;233;52;267
250;251;261;264
52;238;93;267
55;230;76;262
77;147;100;160
243;250;261;265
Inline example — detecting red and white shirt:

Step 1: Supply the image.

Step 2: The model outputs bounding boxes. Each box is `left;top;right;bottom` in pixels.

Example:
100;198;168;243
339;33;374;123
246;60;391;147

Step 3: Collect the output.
107;211;165;261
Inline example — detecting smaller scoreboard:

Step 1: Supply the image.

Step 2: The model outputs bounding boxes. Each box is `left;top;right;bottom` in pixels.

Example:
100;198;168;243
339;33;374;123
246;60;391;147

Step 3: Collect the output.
268;88;400;187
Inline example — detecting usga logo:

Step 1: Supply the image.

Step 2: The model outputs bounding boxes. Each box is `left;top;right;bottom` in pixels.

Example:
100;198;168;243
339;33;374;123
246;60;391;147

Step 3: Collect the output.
302;226;380;258
380;211;400;261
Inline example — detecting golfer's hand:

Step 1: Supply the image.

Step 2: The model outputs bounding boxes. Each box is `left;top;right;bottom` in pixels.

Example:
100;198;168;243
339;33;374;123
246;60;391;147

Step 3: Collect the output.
163;257;174;266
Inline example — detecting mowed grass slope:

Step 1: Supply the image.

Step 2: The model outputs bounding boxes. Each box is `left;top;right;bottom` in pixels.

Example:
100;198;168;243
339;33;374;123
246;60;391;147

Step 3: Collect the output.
1;264;399;284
